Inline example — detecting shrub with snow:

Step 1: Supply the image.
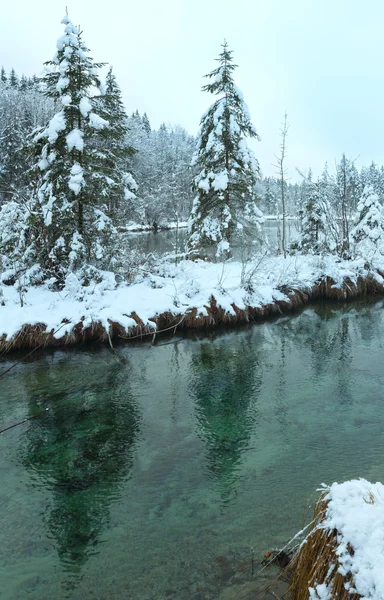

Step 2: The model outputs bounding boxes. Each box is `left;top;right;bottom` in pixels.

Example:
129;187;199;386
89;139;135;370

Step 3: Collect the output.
350;186;384;260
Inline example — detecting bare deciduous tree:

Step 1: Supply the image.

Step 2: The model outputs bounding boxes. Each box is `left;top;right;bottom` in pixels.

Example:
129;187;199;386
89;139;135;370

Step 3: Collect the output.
273;113;289;257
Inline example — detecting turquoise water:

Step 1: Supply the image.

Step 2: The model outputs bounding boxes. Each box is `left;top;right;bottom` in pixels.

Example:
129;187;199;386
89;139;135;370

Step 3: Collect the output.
1;300;384;599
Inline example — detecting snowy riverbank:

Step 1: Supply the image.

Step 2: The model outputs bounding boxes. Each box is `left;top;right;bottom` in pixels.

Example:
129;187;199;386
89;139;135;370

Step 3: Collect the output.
1;254;384;353
289;479;384;600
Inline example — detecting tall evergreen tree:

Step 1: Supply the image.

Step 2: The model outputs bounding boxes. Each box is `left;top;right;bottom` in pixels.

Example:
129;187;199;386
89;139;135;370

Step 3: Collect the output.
379;166;384;200
368;161;380;193
19;75;28;91
9;68;18;88
94;66;137;217
263;178;277;215
0;101;26;198
142;112;151;134
295;180;327;253
19;15;127;284
187;41;263;258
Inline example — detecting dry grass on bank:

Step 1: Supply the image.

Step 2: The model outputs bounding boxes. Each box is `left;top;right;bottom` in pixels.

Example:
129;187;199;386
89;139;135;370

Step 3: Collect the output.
287;492;361;600
1;274;384;355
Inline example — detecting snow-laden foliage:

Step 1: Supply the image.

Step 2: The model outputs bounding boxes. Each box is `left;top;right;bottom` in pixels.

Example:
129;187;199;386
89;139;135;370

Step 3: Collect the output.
93;66;137;218
125;114;195;225
350;186;384;259
0;16;139;288
288;166;361;257
26;16;117;285
187;41;263;258
0;75;55;203
293;180;325;253
0;200;35;284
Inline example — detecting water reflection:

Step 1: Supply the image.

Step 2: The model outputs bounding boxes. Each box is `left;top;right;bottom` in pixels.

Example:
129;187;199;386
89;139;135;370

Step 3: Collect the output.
278;304;356;403
190;336;262;502
18;354;141;589
2;301;384;599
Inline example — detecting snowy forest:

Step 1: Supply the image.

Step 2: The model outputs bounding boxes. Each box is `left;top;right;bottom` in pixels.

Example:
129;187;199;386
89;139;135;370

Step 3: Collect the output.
3;10;384;600
1;14;384;298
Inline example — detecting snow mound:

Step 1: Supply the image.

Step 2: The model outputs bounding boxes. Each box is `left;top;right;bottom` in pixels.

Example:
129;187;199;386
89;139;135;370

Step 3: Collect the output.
314;479;384;600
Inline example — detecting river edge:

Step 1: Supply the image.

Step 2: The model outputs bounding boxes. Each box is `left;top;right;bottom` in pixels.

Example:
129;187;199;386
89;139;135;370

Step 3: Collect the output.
1;271;384;355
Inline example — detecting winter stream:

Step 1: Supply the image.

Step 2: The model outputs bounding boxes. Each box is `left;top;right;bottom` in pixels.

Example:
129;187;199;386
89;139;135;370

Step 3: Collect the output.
2;299;384;599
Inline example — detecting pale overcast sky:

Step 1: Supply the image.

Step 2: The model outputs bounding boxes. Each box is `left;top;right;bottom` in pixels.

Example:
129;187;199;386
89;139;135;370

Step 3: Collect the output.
2;0;384;180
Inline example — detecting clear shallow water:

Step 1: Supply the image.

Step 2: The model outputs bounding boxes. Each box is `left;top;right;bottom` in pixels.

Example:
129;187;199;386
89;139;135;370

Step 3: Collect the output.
1;300;384;599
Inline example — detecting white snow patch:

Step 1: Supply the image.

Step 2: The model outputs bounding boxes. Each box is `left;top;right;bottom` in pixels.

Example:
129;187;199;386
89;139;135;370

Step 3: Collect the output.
46;112;66;144
66;129;84;152
212;170;228;191
68;163;84;195
89;112;108;130
79;97;92;117
56;76;70;93
61;94;72;107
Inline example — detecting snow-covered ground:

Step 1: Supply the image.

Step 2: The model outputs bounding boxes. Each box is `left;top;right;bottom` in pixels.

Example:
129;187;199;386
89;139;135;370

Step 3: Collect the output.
310;479;384;600
0;253;382;346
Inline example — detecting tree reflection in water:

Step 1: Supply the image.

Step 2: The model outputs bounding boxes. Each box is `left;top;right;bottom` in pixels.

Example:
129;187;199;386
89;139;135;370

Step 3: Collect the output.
190;335;262;503
18;353;141;590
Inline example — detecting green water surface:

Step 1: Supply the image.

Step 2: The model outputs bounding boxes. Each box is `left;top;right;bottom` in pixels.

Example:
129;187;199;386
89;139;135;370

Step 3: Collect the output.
1;300;384;599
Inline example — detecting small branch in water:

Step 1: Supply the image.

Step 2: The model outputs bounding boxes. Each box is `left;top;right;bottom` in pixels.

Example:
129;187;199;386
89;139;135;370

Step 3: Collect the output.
107;330;127;363
0;408;49;435
119;313;188;343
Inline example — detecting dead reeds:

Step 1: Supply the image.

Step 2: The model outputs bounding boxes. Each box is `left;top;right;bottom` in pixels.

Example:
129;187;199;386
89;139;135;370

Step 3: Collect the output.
1;273;384;355
288;492;361;600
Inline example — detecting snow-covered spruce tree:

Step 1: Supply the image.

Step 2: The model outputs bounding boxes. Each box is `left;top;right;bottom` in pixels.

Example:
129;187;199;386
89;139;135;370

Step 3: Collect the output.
93;67;137;218
187;41;263;258
9;69;18;88
142;112;151;135
294;180;327;253
0;76;54;203
0;97;29;201
262;178;277;215
0;200;33;284
29;15;128;285
350;186;384;259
